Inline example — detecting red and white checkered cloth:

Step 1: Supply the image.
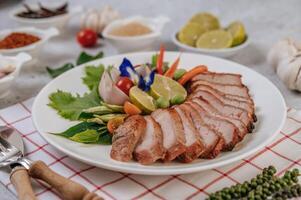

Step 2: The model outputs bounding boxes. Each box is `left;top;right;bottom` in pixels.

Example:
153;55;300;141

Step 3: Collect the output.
0;98;300;200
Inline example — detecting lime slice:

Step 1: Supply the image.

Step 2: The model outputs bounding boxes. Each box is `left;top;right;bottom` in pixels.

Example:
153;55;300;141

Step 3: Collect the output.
178;22;206;47
189;12;220;31
129;86;156;113
196;30;233;49
150;74;187;102
227;21;246;46
150;75;171;100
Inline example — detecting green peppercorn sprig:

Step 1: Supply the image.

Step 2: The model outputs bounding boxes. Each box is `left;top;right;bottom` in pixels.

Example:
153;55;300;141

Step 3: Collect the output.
207;166;301;200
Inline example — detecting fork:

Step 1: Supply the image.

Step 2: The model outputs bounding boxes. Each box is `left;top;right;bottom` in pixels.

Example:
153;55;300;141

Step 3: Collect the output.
0;129;103;200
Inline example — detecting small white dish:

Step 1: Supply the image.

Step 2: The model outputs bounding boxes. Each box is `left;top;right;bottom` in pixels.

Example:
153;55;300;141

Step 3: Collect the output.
103;16;170;53
10;4;82;30
32;52;286;175
0;27;59;57
0;53;32;98
172;32;250;58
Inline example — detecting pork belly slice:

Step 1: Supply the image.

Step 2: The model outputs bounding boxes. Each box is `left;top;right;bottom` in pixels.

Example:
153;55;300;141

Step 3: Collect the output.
189;90;254;131
111;115;146;162
190;80;251;100
185;101;239;150
189;84;256;121
151;109;186;161
134;116;165;165
179;104;224;158
191;72;243;86
191;97;248;140
174;106;205;162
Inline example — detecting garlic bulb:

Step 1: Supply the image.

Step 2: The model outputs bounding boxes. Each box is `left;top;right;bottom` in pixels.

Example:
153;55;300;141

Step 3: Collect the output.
267;38;301;92
81;6;120;33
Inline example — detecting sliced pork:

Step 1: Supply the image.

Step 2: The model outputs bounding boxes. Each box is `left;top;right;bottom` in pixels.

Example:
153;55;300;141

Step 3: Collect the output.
189;91;254;131
191;97;248;140
191;72;243;86
179;104;224;158
189;84;256;121
190;80;251;100
174;106;205;162
134;116;165;165
151;109;186;161
185;101;239;150
111;115;146;162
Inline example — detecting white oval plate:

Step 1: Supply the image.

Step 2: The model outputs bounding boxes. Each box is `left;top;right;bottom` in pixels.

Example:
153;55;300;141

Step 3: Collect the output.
32;52;286;175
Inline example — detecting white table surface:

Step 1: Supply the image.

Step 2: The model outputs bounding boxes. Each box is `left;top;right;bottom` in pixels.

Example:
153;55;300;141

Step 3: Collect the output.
0;0;300;199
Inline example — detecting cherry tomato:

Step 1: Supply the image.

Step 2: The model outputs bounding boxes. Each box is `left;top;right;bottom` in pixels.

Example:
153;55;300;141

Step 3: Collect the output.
77;29;98;47
116;77;134;95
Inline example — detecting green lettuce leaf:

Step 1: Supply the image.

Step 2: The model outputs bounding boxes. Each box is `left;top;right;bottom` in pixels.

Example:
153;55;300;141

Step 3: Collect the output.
82;65;105;90
48;88;100;121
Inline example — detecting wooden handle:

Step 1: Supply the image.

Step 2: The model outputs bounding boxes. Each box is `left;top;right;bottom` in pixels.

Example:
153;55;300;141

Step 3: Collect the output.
10;166;37;200
28;161;103;200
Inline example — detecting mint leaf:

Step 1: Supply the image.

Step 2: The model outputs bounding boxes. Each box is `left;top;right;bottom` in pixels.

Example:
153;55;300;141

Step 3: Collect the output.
46;63;74;78
56;122;100;138
70;129;100;143
48;88;100;121
97;131;112;145
82;65;104;90
76;51;104;66
54;121;112;144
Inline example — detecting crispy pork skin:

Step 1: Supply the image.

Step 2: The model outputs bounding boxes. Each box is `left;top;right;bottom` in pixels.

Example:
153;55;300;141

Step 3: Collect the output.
134;116;165;165
191;97;248;140
185;101;239;150
179;104;224;158
191;72;243;86
151;109;186;161
174;106;205;162
111;115;146;162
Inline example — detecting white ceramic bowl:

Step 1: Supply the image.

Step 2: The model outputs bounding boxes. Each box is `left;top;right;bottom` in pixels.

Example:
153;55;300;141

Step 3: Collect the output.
103;16;170;53
0;27;59;57
172;32;250;58
0;53;32;98
10;4;82;30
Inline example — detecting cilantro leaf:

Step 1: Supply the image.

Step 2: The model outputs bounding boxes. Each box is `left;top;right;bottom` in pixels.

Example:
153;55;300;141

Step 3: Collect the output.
76;51;104;66
46;63;74;78
82;65;105;90
48;88;100;121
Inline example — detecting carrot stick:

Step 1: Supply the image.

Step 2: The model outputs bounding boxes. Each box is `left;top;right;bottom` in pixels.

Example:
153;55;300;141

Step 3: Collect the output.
156;45;165;74
178;65;208;85
164;55;181;78
107;116;125;134
124;101;142;115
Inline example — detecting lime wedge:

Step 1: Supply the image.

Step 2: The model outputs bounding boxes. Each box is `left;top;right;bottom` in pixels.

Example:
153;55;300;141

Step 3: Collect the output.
189;12;220;31
178;22;206;47
150;74;187;102
129;86;156;113
227;21;246;46
196;30;233;49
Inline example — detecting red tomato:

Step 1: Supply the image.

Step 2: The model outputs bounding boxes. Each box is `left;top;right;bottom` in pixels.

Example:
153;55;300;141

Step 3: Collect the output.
77;29;98;47
116;77;134;95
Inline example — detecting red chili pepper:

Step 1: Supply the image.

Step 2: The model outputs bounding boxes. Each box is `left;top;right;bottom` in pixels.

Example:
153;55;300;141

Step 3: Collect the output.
156;45;165;74
164;55;181;78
